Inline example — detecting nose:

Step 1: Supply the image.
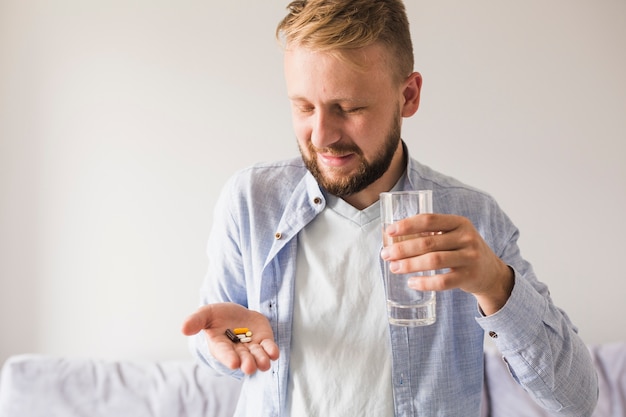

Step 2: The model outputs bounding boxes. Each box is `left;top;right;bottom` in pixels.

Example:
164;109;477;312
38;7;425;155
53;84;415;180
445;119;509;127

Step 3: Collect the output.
310;109;341;149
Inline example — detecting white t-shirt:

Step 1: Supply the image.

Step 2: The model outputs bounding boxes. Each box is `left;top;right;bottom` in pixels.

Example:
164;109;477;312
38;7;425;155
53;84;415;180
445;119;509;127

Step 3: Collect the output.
287;194;394;417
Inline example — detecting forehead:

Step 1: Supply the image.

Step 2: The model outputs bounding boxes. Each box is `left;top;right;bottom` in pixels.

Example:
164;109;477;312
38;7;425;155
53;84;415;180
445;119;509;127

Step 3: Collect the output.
284;43;396;100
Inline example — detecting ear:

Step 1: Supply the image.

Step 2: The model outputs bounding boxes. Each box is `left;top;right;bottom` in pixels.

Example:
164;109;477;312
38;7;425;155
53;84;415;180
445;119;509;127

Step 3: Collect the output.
401;72;422;117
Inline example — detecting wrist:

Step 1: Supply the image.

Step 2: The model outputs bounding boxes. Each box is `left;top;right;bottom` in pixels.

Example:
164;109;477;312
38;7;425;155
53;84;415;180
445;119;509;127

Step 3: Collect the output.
476;264;515;316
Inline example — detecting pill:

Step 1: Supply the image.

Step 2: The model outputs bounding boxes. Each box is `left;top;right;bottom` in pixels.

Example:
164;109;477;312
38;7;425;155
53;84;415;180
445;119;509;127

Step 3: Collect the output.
245;331;252;337
224;329;240;343
237;334;247;339
240;337;252;343
233;328;249;334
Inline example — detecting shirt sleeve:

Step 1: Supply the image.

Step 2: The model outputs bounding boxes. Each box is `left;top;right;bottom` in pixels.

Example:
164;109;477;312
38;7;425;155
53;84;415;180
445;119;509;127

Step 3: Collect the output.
188;176;248;379
466;193;599;416
475;266;599;416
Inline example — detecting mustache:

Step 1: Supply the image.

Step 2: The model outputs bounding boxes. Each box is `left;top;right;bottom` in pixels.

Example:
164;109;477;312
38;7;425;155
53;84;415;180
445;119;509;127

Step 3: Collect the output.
309;143;363;156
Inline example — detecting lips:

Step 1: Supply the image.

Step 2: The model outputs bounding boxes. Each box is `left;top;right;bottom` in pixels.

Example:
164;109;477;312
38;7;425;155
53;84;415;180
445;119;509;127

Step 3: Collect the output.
318;152;355;167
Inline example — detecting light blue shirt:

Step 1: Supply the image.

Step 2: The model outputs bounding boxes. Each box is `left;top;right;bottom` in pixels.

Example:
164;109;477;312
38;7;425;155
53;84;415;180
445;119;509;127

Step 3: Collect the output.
191;148;598;417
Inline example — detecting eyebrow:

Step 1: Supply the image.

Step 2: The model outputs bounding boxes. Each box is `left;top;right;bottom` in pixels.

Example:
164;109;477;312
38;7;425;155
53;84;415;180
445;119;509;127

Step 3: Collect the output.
287;95;366;105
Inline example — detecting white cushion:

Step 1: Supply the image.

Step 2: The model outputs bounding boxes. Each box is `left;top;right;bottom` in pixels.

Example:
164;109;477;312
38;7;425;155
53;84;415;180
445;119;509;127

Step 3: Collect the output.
0;354;242;417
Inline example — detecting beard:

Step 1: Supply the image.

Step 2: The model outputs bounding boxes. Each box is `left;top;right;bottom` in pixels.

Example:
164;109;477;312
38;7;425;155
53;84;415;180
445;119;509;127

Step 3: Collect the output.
299;111;402;198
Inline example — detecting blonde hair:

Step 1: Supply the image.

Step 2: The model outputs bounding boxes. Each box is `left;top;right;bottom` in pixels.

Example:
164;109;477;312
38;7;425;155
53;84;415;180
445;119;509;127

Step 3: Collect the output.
276;0;414;84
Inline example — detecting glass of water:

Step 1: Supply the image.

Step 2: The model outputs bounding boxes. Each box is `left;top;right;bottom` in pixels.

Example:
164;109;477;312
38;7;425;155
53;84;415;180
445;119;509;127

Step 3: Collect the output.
380;190;436;326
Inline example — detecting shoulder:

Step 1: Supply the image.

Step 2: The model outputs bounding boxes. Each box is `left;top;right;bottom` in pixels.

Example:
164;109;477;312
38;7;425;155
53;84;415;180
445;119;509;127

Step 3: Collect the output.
407;158;516;239
407;158;496;207
217;156;313;218
231;157;309;190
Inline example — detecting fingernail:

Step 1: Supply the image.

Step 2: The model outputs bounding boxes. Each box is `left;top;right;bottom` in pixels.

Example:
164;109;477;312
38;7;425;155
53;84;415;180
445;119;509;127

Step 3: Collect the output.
381;248;390;260
389;261;400;273
386;224;397;234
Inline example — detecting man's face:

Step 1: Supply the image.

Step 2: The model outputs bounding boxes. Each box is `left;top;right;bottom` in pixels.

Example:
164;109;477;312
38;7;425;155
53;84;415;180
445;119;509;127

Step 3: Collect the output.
284;43;406;198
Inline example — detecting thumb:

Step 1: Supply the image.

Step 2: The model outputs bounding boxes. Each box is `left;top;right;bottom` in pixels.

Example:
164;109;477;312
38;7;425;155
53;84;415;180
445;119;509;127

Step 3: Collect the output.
180;305;213;336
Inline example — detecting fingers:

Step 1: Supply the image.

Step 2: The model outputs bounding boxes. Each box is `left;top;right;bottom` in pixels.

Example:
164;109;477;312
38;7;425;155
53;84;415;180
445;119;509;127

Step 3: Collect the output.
260;339;280;360
237;338;280;374
211;339;243;370
217;339;280;375
382;232;458;264
385;213;461;237
407;270;456;292
245;344;271;372
381;214;475;265
382;213;494;294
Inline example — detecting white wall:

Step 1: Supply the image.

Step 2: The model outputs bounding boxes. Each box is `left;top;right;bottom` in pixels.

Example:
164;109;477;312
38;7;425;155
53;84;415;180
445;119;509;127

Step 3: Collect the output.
1;1;624;365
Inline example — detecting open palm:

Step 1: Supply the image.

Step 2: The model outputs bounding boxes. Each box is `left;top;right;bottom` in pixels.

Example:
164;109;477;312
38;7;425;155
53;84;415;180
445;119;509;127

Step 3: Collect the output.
181;302;279;375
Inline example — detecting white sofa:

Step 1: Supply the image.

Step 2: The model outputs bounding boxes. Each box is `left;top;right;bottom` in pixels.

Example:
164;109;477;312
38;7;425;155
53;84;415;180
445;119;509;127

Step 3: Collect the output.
1;342;624;417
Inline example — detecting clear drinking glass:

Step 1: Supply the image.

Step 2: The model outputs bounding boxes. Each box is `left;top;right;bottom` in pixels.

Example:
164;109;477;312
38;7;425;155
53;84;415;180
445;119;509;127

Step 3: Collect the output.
380;190;436;326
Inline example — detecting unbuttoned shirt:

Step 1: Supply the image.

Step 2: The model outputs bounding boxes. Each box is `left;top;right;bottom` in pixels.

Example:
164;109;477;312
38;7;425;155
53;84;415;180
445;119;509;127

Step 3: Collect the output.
191;149;598;417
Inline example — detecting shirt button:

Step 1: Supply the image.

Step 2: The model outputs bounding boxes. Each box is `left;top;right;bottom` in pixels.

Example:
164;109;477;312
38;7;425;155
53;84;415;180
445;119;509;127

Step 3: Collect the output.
488;331;498;339
274;232;282;240
313;197;322;204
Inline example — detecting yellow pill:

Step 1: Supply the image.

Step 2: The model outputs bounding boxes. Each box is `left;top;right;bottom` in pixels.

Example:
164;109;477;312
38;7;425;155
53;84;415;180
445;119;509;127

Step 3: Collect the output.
245;331;252;337
233;327;249;335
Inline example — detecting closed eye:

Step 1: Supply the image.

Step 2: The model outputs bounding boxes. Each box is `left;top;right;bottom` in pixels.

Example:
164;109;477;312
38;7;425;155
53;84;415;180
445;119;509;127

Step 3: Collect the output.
292;104;314;114
344;107;365;114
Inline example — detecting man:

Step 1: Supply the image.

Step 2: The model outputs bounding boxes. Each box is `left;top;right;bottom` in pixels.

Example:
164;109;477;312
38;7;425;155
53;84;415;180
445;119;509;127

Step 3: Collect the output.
182;1;598;415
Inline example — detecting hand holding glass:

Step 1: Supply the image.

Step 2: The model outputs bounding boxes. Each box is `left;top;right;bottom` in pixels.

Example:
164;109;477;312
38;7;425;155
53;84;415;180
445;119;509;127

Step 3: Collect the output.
380;190;436;326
